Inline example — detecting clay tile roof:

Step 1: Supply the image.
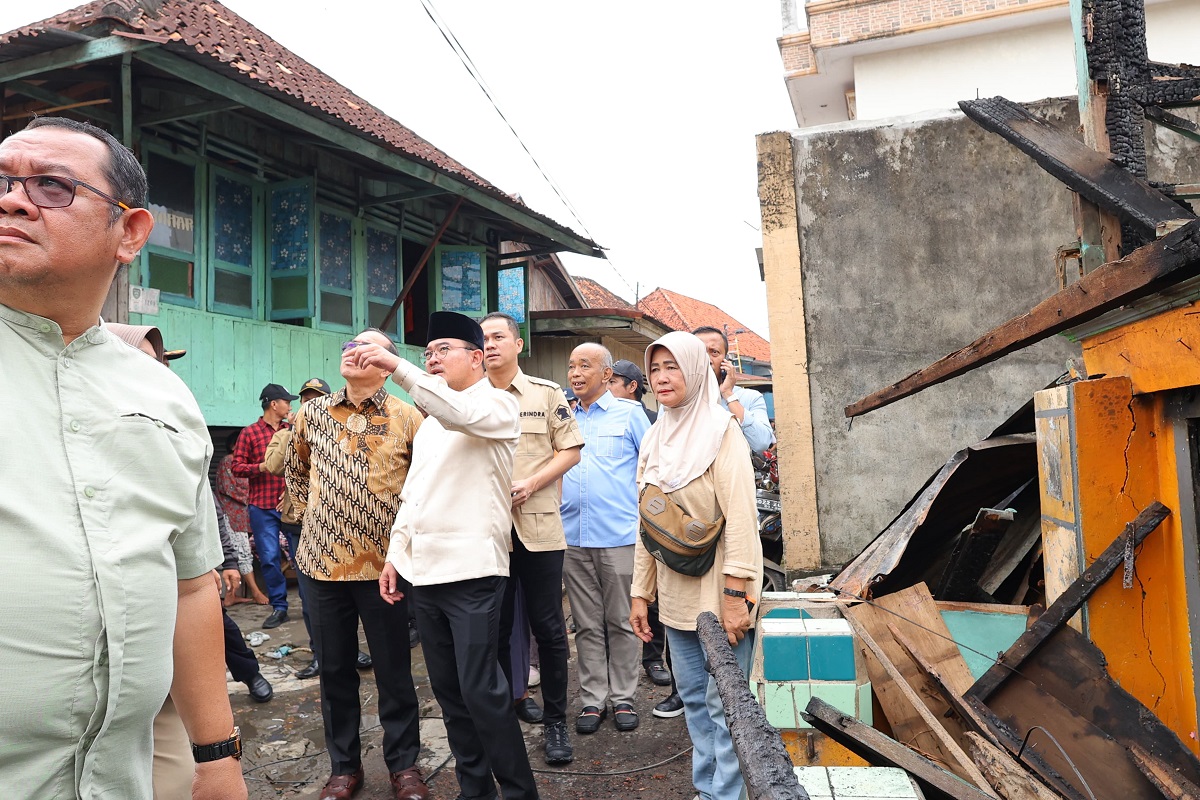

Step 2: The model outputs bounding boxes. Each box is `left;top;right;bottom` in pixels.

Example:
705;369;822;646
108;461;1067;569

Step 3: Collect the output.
573;276;634;310
637;288;771;363
0;0;594;247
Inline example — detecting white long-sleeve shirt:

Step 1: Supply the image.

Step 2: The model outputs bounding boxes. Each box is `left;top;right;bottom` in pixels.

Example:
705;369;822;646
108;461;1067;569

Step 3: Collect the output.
386;360;520;586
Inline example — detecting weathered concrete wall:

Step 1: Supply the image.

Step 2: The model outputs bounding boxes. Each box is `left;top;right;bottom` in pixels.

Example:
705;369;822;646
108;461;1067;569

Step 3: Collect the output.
774;98;1200;567
779;100;1056;565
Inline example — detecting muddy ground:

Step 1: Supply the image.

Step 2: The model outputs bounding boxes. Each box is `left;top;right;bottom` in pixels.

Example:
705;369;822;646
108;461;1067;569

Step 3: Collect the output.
227;587;699;799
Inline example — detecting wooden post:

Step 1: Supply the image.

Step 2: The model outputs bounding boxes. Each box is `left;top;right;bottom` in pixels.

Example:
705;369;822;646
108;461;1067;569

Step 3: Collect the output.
378;195;463;333
756;131;821;571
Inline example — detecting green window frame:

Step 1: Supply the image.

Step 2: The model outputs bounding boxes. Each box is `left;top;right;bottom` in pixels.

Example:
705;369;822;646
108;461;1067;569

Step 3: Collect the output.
208;167;262;319
497;264;531;356
267;177;316;320
317;207;356;332
366;222;403;340
142;146;202;307
432;245;488;319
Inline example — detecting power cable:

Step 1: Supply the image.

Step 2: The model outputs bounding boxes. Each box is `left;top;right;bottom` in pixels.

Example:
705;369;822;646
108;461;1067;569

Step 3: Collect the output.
417;0;639;299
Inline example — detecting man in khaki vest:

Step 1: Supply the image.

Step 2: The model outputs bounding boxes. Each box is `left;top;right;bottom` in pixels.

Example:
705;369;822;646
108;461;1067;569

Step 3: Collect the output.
481;312;584;765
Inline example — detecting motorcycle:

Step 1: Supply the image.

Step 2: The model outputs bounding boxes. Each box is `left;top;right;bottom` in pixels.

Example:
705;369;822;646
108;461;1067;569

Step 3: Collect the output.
752;448;786;593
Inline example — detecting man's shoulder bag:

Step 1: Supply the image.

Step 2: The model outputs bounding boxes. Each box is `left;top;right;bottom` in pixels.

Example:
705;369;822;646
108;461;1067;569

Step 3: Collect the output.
639;483;724;578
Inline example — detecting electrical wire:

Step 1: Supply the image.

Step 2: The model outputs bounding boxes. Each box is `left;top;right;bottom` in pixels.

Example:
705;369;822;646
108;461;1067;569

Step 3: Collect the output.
1017;725;1099;800
417;0;639;299
532;745;694;777
828;586;1026;678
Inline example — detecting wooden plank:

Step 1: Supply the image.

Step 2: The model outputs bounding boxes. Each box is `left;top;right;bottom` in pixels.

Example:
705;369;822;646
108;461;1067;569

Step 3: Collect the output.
965;733;1064;800
1145;107;1200;146
964;696;1089;800
1130;743;1200;800
935;602;1029;616
958;97;1193;236
968;502;1170;701
843;221;1200;417
876;584;979;696
983;673;1162;800
1015;625;1200;788
802;697;997;800
935;508;1015;601
842;598;994;793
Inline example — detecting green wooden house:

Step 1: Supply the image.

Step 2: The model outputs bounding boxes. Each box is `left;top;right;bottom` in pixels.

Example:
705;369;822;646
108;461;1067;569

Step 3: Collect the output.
0;0;600;427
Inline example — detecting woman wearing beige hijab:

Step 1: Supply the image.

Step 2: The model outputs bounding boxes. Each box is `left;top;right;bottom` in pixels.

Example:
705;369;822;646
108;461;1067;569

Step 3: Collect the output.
630;331;762;800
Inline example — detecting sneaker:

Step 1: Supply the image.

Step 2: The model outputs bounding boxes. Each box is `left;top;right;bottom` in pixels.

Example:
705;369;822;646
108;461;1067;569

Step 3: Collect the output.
544;720;574;764
528;666;541;687
262;609;288;629
653;692;685;718
356;650;372;670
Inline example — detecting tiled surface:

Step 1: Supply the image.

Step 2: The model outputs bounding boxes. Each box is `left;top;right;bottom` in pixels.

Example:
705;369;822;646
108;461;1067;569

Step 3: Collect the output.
811;682;858;716
828;766;921;797
857;683;874;726
760;681;811;729
763;634;810;681
791;767;922;799
809;634;856;681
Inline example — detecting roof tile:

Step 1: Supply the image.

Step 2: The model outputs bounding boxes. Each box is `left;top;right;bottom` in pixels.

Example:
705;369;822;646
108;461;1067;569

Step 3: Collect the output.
637;288;771;362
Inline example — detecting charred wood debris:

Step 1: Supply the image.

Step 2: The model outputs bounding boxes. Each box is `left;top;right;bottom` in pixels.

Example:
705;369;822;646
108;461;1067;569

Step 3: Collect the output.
699;2;1200;798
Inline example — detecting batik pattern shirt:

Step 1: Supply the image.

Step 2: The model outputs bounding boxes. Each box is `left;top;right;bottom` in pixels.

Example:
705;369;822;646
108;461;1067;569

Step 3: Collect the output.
287;385;423;581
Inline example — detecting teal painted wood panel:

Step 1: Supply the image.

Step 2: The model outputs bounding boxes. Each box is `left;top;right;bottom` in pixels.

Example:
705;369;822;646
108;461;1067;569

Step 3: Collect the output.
940;609;1027;681
133;306;419;426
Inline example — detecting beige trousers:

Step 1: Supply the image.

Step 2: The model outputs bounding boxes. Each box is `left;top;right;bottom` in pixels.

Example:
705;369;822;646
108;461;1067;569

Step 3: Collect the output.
152;695;195;799
563;544;640;709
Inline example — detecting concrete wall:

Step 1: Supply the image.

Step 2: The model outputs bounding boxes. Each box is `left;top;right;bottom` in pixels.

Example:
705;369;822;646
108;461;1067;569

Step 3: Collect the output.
765;97;1200;567
852;1;1200;122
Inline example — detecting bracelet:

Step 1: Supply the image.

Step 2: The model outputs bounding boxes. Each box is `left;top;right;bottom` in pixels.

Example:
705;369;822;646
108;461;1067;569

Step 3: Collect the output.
726;397;741;405
722;587;747;598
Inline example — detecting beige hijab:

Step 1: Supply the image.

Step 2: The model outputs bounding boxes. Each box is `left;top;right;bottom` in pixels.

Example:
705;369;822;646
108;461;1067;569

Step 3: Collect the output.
639;331;732;492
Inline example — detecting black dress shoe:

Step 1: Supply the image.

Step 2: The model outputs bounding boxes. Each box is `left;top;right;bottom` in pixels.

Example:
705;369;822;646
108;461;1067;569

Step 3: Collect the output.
356;650;372;670
247;673;273;703
295;658;320;679
409;623;420;648
644;661;672;686
262;608;288;629
514;696;544;724
575;705;606;734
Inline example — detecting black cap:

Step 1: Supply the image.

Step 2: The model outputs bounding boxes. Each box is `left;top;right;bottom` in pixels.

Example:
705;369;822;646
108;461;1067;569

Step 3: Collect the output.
298;377;332;396
564;386;577;401
427;311;484;350
610;359;646;387
260;383;299;403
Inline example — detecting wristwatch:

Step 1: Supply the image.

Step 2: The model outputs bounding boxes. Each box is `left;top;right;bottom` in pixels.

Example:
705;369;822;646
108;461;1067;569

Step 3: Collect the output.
192;727;242;763
722;587;747;598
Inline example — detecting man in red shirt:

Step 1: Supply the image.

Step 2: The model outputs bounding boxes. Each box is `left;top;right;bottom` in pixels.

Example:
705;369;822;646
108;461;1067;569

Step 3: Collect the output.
231;383;297;628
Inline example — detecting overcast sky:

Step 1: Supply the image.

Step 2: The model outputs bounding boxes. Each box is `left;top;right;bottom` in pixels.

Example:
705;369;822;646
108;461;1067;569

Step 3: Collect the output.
0;1;797;337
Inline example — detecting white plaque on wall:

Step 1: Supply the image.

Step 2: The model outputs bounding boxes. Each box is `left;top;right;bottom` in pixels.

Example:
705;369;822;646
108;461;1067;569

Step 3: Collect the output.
129;285;160;315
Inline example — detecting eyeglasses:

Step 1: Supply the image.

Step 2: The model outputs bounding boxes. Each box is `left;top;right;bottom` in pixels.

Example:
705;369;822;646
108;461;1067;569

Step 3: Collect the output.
423;344;473;363
0;174;130;211
341;341;363;352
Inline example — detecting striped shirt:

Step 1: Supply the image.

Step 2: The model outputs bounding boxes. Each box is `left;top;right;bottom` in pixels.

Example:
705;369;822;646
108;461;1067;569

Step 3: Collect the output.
286;385;423;581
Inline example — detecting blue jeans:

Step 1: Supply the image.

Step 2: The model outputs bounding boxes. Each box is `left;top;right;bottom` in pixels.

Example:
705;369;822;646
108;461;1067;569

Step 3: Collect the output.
281;524;313;647
248;505;288;612
666;626;755;800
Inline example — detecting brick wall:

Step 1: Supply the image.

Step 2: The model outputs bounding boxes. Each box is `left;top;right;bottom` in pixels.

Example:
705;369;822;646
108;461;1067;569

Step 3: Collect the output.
806;0;1066;48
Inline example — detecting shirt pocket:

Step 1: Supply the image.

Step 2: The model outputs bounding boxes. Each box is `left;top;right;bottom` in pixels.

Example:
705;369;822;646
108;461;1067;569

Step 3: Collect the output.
593;424;627;459
517;416;549;458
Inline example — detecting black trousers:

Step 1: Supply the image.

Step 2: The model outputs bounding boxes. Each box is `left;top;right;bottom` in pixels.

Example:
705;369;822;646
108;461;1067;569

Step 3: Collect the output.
643;602;678;694
299;573;421;775
223;610;259;684
498;534;569;725
414;577;538;800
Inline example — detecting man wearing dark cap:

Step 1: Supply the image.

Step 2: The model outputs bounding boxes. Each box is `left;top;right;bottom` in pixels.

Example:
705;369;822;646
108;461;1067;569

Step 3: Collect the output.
355;312;539;800
608;359;657;423
231;382;298;628
287;331;428;800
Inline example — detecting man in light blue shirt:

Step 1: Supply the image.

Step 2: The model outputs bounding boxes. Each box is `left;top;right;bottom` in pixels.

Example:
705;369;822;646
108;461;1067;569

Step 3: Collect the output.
561;343;651;736
693;326;775;455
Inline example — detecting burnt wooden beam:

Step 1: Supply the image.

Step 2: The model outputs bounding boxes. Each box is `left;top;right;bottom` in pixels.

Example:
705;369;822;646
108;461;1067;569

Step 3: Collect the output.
801;697;998;800
959;97;1193;236
967;502;1170;701
1144;106;1200;145
696;612;808;800
1130;743;1200;800
1138;78;1200;108
844;222;1200;417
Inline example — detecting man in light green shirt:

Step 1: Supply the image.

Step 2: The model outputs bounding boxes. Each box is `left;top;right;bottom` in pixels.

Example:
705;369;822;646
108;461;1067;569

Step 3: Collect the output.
0;118;246;798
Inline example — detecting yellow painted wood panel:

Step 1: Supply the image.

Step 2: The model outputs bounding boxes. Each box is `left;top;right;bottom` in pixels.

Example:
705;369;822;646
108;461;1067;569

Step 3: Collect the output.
1040;517;1084;633
1081;304;1200;395
1035;386;1075;525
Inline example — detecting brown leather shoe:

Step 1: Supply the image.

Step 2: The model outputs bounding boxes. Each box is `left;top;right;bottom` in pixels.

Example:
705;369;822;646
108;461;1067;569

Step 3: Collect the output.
389;766;430;800
319;767;364;800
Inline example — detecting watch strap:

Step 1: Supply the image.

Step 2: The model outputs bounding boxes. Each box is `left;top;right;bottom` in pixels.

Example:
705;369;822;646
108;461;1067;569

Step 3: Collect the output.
192;726;242;763
722;587;747;598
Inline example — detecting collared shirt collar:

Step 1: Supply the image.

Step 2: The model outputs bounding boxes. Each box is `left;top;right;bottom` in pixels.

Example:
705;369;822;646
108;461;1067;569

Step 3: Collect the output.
332;384;390;412
506;368;530;396
578;389;613;414
0;303;106;352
